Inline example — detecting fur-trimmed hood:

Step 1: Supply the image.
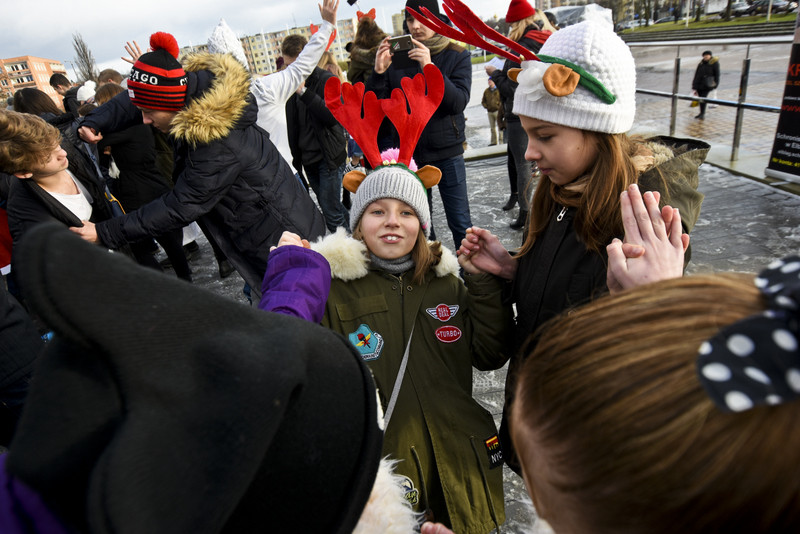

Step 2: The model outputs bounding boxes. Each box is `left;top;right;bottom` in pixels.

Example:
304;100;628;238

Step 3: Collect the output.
170;52;252;146
310;228;460;282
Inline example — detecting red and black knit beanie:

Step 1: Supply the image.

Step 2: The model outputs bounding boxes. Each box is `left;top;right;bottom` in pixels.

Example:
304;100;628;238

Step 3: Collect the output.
505;0;535;23
128;32;188;111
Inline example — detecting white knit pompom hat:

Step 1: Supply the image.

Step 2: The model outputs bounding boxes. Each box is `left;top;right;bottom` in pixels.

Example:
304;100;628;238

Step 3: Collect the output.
208;19;249;68
350;165;431;237
512;20;636;134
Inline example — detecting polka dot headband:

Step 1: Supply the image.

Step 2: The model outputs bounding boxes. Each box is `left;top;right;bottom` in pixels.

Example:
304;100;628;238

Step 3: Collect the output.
697;256;800;413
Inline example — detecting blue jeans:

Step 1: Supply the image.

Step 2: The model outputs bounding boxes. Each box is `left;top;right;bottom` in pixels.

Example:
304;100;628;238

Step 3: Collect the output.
425;155;472;248
306;160;349;232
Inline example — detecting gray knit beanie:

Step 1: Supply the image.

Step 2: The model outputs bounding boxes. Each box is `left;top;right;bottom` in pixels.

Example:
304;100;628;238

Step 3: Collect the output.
512;20;636;134
350;165;431;237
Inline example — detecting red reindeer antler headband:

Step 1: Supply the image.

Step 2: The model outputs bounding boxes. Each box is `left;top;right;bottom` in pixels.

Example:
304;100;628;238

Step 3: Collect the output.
406;0;539;64
325;63;445;169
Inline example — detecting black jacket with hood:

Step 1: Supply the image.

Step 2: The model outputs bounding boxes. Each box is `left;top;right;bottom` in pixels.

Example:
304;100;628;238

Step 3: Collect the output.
286;66;347;172
81;53;326;290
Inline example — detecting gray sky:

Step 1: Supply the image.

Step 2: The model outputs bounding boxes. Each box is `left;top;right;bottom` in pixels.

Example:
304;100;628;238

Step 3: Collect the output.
2;0;502;79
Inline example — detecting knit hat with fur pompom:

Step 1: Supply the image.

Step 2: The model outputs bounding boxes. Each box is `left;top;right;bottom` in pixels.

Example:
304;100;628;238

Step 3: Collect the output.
512;20;636;134
128;32;188;111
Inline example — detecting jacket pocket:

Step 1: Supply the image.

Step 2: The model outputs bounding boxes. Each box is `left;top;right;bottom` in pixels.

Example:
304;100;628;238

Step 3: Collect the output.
336;294;389;321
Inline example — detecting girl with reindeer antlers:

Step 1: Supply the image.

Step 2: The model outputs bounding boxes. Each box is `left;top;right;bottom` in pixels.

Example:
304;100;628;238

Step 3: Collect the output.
408;0;709;474
259;64;511;533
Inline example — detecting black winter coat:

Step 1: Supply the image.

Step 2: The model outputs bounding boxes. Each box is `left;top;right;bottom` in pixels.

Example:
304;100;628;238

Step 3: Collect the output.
366;42;471;164
286;67;347;172
6;134;114;253
692;57;720;92
80;53;326;291
98;125;170;211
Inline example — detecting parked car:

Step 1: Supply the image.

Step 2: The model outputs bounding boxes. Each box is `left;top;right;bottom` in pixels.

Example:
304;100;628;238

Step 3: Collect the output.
748;0;794;14
654;15;676;23
730;1;751;15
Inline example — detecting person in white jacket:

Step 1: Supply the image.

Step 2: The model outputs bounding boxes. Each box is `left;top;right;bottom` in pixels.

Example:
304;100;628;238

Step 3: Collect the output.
208;0;339;177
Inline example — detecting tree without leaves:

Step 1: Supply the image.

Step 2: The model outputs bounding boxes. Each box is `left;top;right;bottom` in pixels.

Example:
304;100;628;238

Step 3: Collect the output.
72;33;98;83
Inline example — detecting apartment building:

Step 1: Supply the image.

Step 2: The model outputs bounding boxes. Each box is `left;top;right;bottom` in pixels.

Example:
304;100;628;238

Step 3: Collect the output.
180;16;358;76
0;56;66;107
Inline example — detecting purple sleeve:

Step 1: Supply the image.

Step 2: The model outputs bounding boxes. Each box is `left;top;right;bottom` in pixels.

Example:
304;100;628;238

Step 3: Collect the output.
258;246;331;323
0;454;72;534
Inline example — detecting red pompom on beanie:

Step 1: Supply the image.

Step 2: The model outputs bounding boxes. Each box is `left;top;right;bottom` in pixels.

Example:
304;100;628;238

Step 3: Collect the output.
505;0;535;24
127;32;188;112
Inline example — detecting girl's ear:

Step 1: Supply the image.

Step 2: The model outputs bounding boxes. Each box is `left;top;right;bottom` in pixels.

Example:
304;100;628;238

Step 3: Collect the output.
13;172;33;179
508;68;522;83
343;169;367;193
416;165;441;189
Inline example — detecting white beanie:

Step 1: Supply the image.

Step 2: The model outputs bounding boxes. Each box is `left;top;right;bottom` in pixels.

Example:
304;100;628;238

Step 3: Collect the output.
512;20;636;134
208;19;249;68
350;165;431;237
76;81;96;104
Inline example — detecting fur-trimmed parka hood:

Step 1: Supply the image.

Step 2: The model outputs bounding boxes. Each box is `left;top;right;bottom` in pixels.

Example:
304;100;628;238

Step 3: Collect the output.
170;52;253;146
311;228;460;282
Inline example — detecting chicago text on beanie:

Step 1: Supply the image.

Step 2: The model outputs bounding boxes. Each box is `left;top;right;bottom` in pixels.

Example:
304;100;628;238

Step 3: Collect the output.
128;32;188;112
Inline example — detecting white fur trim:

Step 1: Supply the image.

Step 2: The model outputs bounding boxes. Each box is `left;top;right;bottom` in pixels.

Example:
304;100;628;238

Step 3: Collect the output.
433;243;459;278
311;229;460;281
352;458;420;534
310;228;369;282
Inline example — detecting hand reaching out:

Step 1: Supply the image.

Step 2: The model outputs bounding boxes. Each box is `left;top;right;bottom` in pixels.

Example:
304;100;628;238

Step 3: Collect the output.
607;183;688;294
270;231;310;252
122;40;144;65
457;226;518;279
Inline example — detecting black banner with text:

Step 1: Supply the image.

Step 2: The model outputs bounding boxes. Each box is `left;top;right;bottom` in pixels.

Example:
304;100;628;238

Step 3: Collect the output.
766;16;800;183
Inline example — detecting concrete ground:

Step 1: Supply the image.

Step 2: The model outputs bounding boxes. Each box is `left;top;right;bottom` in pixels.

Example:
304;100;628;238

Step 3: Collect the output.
175;41;800;533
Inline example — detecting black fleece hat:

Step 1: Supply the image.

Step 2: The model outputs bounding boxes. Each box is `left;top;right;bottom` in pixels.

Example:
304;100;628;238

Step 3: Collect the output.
7;223;383;533
405;0;451;24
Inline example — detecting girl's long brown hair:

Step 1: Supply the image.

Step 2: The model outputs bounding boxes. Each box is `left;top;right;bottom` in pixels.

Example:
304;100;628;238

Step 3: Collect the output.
512;273;800;533
518;132;664;257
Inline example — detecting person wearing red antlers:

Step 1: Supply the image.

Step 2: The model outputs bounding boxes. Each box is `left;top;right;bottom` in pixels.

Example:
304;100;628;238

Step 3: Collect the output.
74;31;325;295
366;0;473;250
259;65;511;533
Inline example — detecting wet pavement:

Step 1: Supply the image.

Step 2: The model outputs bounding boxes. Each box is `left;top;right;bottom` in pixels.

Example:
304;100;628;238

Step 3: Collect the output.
166;44;800;533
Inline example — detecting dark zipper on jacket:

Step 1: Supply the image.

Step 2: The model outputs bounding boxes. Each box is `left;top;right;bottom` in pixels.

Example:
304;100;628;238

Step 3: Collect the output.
556;205;567;221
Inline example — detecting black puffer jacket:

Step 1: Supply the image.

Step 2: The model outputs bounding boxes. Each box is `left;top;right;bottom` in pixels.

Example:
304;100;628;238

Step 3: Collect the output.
81;53;326;290
366;41;471;164
286;66;347;172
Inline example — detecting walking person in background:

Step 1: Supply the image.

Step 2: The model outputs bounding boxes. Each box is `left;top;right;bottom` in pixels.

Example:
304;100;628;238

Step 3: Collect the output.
486;0;551;230
692;50;720;120
481;78;501;146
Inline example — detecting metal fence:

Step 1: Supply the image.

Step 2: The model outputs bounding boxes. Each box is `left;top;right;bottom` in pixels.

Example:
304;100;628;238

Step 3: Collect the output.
629;36;792;161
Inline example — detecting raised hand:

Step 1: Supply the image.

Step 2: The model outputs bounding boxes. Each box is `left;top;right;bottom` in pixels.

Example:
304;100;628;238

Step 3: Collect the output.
607;183;688;294
319;0;339;25
122;40;144;65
